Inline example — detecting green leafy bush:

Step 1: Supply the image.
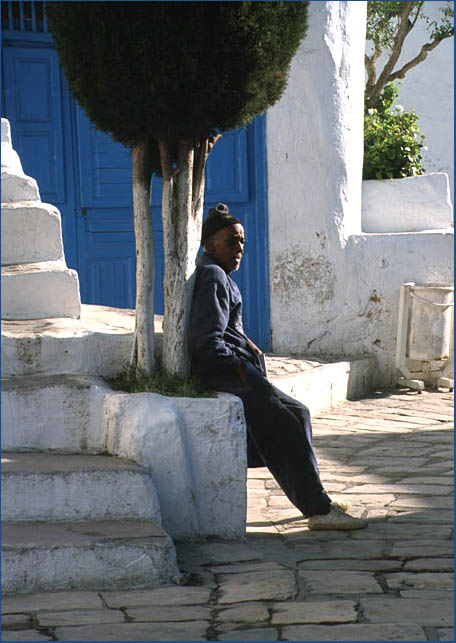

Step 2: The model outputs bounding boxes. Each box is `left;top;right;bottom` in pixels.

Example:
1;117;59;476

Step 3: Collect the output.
363;83;426;180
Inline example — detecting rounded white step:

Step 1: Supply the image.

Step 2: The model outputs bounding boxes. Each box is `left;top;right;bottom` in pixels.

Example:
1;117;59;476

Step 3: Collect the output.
1;261;81;320
1;169;40;202
1;143;22;174
1;201;64;265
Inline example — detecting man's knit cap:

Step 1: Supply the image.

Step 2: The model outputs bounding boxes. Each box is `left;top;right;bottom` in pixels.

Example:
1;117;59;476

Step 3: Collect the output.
201;203;241;245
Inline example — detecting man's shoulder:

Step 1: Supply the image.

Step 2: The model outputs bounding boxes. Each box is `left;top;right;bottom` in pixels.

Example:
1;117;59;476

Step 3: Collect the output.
196;255;228;284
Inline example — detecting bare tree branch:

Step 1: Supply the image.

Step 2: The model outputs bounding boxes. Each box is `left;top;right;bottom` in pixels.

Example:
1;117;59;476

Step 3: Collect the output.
410;1;424;30
389;34;451;82
366;1;414;103
365;53;377;93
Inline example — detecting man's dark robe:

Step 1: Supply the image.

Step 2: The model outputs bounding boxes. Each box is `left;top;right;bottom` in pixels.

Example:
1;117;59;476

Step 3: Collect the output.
189;252;332;517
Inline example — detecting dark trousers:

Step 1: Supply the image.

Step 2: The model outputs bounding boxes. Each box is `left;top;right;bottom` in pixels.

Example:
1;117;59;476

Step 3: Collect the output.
209;361;332;518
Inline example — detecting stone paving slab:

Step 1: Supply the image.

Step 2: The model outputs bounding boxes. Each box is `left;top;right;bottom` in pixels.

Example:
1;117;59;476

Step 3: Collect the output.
126;605;212;622
215;602;269;623
360;596;454;626
384;571;454;590
54;621;208;641
35;609;124;627
2;631;52;641
218;570;297;604
2;591;104;613
298;570;383;594
218;627;278;641
2;389;453;641
271;600;357;624
101;585;212;608
297;558;402;572
1;615;32;629
281;623;428;640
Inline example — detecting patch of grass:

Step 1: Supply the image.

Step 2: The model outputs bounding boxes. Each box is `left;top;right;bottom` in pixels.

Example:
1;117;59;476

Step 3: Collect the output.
106;363;217;398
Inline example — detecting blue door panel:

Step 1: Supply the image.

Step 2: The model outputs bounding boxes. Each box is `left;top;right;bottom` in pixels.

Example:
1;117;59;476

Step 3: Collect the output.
205;129;249;203
2;43;78;269
76;108;133;208
87;258;135;310
3;46;66;205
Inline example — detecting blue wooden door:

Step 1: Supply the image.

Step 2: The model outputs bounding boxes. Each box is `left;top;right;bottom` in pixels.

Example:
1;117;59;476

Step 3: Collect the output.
2;2;270;348
2;44;78;270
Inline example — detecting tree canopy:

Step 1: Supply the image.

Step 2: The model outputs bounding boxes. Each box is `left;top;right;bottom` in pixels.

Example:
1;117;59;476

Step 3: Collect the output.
46;1;309;164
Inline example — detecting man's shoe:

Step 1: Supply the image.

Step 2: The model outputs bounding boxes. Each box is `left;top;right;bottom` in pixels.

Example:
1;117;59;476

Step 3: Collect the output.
330;498;351;512
308;504;367;531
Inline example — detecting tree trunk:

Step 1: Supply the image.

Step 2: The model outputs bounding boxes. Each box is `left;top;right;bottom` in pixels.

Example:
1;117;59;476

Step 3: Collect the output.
159;137;210;377
132;139;155;374
366;1;414;105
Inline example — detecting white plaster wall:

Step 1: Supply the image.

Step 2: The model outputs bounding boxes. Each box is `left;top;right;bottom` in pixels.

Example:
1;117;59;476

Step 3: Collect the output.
267;0;454;386
267;0;366;352
367;0;454;204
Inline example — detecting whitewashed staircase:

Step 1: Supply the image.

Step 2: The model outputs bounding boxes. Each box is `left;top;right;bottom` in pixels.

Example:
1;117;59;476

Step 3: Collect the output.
1;119;180;595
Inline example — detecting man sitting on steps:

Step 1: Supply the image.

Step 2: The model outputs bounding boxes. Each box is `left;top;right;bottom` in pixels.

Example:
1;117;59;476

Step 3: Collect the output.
189;203;367;530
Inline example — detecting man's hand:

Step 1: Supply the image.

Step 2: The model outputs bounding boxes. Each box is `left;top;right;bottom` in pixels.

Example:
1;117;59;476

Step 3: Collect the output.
246;336;262;356
236;360;248;384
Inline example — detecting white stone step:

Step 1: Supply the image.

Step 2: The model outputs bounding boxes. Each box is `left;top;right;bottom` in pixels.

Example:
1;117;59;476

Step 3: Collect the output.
2;520;181;595
1;304;141;378
267;354;375;415
1;169;40;202
1;201;64;265
1;375;110;453
1;452;162;524
1;260;81;320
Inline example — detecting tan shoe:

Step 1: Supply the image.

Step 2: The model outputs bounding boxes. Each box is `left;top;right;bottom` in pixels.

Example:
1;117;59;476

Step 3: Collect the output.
329;498;351;512
308;504;367;531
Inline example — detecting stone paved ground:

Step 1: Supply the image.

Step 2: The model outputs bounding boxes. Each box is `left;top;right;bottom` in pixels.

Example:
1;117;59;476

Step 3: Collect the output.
2;388;453;642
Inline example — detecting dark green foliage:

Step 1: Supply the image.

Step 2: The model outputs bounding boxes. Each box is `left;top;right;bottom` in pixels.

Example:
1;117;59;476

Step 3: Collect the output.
46;1;308;154
363;83;425;180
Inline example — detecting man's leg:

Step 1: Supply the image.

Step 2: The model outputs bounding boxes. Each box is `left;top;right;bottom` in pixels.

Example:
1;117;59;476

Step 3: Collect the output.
240;369;331;517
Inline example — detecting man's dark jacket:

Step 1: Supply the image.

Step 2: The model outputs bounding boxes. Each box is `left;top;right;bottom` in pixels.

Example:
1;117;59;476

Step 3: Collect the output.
189;252;264;395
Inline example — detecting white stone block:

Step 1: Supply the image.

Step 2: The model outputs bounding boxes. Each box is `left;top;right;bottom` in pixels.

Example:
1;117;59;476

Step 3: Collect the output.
1;169;40;202
1;201;64;265
362;173;454;233
105;391;247;541
1;261;81;320
2;520;181;594
2;453;162;524
1;375;110;453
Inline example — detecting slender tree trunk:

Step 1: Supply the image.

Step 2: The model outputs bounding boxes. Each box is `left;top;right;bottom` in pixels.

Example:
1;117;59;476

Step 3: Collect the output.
159;137;212;377
366;1;414;105
132;139;155;374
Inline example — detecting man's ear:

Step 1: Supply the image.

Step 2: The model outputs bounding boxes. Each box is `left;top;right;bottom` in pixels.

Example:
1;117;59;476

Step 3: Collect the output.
205;237;216;253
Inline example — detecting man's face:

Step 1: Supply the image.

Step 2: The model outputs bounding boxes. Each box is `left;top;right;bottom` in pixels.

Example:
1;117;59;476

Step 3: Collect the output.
206;223;245;272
